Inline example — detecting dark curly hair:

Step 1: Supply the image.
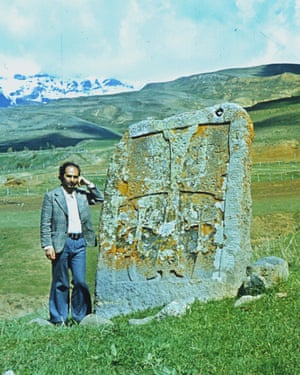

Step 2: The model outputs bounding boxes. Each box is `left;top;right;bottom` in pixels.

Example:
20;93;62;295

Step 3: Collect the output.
58;161;81;182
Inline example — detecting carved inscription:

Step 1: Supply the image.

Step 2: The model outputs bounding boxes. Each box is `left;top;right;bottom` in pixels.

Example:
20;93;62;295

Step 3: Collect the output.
95;103;254;318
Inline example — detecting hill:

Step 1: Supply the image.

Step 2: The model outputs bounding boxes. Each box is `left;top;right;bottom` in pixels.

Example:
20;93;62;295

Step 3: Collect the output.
0;63;300;154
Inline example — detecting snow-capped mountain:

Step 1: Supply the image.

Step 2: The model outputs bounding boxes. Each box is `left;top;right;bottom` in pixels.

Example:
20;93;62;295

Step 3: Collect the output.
0;73;136;107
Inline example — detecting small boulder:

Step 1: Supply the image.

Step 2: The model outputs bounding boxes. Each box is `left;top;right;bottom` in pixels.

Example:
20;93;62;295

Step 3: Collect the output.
28;318;52;326
79;313;113;326
238;256;289;296
129;298;194;325
234;294;264;308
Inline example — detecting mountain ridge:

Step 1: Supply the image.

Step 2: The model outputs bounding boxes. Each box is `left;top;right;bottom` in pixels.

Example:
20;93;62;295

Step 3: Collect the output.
0;73;135;107
1;63;300;108
1;63;300;153
141;63;300;106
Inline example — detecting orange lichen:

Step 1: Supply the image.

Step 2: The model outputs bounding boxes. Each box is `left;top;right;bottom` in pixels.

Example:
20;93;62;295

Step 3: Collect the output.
178;126;189;133
117;180;129;196
195;125;207;136
106;244;117;256
201;223;214;236
247;119;254;144
239;110;254;145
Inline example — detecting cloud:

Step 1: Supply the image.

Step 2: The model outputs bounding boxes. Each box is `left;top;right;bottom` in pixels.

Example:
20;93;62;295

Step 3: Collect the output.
0;0;299;83
296;0;300;24
235;0;262;21
0;4;34;38
106;1;236;82
253;1;300;64
0;54;40;77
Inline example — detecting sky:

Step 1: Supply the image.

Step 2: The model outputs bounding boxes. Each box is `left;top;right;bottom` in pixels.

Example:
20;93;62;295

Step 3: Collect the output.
0;0;300;86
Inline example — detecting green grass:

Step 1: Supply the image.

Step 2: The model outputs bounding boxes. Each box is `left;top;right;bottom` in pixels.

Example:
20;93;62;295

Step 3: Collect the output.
252;194;300;216
0;281;299;374
252;161;300;182
0;197;100;297
0;139;118;175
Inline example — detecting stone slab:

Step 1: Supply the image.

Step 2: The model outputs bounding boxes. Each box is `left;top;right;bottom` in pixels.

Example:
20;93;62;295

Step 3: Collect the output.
95;102;254;318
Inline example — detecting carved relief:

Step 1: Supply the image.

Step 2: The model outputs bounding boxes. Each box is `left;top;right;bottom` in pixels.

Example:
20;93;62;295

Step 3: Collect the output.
95;103;254;318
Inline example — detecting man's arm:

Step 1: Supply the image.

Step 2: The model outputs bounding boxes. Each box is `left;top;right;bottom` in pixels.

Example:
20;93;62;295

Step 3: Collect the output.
40;193;55;248
78;176;104;204
40;193;57;260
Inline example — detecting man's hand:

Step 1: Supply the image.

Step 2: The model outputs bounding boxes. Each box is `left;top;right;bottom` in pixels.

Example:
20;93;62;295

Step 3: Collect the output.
78;176;91;186
45;247;56;261
78;176;95;188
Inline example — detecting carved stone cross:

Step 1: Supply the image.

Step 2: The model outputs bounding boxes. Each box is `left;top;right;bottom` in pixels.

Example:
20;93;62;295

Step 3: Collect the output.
95;103;254;318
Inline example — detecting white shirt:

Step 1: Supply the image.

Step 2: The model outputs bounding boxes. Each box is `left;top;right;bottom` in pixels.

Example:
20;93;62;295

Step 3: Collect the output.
63;188;82;234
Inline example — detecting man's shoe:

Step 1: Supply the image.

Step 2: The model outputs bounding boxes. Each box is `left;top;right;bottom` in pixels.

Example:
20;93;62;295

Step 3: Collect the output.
50;321;66;327
67;319;79;327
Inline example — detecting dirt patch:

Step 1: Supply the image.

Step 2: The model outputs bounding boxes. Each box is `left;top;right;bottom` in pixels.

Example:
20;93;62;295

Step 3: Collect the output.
252;141;300;163
251;212;296;246
0;294;48;320
4;177;26;187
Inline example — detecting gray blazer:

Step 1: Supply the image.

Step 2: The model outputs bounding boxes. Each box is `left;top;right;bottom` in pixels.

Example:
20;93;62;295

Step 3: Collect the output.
40;185;103;253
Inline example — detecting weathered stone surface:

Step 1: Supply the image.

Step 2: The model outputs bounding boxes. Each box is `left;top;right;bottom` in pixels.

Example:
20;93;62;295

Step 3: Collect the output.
95;103;254;318
238;273;266;296
79;313;113;326
128;298;195;325
234;294;264;308
28;318;52;327
238;256;289;296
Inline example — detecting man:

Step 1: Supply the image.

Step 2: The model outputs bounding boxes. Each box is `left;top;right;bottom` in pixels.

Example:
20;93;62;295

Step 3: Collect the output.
40;161;103;325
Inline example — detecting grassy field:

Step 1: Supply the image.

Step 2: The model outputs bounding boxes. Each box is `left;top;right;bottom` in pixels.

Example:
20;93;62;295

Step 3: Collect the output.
0;285;299;374
0;78;300;373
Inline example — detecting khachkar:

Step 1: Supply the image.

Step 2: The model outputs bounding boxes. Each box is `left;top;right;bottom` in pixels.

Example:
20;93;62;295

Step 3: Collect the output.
95;103;254;318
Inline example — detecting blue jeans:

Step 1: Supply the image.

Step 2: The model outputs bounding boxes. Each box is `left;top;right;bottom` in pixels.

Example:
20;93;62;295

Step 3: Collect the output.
49;237;91;323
